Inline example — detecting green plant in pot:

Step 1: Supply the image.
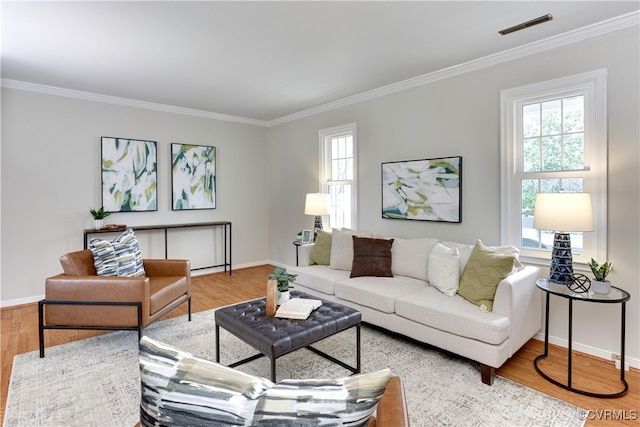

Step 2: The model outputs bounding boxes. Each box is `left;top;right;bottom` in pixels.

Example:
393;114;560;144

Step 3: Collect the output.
89;207;111;230
588;258;612;294
268;266;297;304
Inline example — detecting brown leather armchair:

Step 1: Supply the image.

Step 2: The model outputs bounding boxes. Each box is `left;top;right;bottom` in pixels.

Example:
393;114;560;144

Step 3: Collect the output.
39;249;191;357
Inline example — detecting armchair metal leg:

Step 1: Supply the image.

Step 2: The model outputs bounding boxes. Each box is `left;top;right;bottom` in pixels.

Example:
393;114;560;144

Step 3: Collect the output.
38;300;143;357
188;297;192;321
38;300;45;358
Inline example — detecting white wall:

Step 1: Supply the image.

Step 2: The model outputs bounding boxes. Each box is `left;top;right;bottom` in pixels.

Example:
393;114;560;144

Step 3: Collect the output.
1;89;270;305
267;26;640;365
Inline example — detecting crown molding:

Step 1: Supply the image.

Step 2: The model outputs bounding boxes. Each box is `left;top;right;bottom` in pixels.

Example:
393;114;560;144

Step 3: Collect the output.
0;79;270;127
267;11;639;127
2;11;637;128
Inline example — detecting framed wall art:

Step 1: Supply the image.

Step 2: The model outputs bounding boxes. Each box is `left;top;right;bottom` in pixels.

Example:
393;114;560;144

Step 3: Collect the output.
171;143;216;210
381;156;461;223
101;137;157;212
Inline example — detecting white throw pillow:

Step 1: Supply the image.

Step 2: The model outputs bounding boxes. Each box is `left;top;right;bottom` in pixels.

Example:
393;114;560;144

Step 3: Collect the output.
329;228;373;271
428;242;460;296
391;237;439;281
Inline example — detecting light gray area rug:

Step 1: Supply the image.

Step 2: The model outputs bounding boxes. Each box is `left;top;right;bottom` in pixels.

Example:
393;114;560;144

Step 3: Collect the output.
6;308;586;427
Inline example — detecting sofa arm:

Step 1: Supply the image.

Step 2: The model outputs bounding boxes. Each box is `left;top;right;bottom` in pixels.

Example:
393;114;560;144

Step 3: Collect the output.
296;243;315;266
44;274;150;327
492;265;542;353
143;259;191;278
45;274;149;302
369;377;409;427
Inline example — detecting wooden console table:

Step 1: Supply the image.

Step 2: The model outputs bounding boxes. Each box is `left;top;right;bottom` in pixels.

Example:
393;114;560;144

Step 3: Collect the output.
83;221;232;274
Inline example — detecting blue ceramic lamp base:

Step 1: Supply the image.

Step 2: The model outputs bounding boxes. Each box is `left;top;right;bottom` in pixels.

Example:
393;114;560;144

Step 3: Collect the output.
549;232;574;285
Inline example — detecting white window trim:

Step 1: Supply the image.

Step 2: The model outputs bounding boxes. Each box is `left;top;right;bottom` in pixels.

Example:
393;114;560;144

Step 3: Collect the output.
500;69;607;268
318;122;358;229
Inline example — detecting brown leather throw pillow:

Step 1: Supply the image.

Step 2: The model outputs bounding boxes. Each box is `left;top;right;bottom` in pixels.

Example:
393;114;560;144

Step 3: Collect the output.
350;236;394;278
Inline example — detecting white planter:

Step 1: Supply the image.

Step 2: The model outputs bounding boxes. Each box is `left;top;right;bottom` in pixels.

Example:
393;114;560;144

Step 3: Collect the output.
592;280;611;295
277;290;290;305
93;219;104;230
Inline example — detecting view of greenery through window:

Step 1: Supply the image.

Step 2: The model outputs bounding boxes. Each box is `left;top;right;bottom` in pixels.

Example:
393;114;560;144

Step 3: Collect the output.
327;134;353;229
521;95;585;252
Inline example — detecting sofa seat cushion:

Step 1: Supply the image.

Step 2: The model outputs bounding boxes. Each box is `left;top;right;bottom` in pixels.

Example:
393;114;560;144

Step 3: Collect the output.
149;276;189;314
334;276;427;314
288;265;350;295
395;287;511;345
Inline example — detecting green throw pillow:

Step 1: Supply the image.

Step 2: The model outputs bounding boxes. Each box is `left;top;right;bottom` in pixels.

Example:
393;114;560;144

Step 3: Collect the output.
309;229;332;265
457;240;514;311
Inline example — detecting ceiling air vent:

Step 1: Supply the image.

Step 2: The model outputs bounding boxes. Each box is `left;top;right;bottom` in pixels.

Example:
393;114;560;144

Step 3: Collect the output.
499;14;553;35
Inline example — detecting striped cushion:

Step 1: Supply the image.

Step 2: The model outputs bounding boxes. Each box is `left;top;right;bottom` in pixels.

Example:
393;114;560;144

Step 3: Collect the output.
139;337;274;427
253;370;393;426
89;227;145;277
139;337;393;426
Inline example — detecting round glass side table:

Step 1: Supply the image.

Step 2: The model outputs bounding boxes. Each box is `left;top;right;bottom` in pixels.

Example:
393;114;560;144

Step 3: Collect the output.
534;278;630;398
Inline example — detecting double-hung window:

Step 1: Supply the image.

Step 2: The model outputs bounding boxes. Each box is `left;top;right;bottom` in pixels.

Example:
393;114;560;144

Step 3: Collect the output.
500;70;607;265
319;123;357;230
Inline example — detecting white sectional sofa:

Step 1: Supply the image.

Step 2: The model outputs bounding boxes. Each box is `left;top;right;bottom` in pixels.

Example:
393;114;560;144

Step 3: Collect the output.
287;229;542;385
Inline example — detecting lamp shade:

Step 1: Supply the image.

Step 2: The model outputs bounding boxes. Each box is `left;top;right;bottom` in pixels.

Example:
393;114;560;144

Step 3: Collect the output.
533;193;594;232
304;193;330;216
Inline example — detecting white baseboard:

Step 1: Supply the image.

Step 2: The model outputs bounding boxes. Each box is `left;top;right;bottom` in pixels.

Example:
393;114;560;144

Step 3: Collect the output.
0;294;44;308
534;332;640;369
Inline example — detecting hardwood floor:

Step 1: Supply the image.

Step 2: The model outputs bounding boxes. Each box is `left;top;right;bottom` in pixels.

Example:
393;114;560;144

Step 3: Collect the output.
2;264;638;425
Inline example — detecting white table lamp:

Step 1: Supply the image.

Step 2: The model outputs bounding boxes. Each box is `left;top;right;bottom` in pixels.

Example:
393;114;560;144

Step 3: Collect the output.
304;193;330;230
533;193;594;285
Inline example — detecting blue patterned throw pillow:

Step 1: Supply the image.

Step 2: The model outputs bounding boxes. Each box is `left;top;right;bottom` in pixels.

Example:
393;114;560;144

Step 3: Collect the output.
89;227;145;277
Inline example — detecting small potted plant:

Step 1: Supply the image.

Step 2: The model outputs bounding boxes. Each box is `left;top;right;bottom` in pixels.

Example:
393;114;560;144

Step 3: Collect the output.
268;266;298;304
89;207;111;230
588;258;612;294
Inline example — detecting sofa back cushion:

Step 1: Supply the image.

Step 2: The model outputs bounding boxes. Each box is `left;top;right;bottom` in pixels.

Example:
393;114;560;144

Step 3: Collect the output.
330;228;374;271
391;237;439;281
442;240;523;275
350;236;394;278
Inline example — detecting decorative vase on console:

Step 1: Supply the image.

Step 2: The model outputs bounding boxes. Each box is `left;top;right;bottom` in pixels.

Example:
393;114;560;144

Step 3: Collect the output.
268;266;297;306
89;207;111;230
588;258;612;295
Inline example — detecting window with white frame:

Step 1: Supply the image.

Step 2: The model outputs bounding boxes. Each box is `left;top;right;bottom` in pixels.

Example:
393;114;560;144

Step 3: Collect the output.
500;70;607;265
319;123;357;230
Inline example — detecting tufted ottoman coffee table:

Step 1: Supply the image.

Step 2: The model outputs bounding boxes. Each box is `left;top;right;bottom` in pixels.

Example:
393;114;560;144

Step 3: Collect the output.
215;290;361;381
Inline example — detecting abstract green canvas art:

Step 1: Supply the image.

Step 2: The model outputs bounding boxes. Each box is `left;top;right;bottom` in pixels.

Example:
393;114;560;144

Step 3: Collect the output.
171;143;216;210
101;137;157;212
382;156;461;222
